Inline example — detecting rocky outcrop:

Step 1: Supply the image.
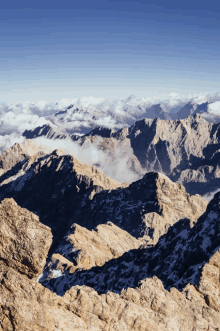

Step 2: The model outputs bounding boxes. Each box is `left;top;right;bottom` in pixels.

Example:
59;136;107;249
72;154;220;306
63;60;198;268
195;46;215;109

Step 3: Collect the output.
0;198;52;278
3;257;220;331
0;140;54;177
0;198;88;331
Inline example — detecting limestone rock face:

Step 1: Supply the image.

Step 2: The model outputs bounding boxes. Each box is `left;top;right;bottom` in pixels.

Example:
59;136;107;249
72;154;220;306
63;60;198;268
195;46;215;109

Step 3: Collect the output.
118;114;212;174
0;198;52;278
0;265;88;331
0;198;88;331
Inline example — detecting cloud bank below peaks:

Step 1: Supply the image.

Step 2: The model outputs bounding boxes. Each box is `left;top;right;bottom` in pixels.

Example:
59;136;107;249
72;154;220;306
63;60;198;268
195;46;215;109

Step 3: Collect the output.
32;136;142;184
2;91;220;162
1;92;220;135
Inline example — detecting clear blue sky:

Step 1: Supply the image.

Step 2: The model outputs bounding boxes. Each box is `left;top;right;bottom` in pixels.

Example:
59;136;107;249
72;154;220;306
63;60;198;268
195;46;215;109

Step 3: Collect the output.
1;0;220;102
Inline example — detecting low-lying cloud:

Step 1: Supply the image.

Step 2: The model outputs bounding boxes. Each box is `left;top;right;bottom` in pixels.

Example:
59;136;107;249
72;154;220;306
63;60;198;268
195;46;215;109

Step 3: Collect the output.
207;101;220;116
1;92;220;137
202;188;220;201
2;92;220;184
32;136;142;183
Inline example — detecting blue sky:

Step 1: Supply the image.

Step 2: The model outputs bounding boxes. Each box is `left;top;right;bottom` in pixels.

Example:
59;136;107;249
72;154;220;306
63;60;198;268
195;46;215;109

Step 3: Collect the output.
1;0;220;102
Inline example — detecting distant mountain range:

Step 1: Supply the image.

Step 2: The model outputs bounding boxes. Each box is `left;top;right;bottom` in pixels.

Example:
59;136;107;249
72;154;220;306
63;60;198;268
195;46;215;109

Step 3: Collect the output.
22;114;220;196
44;95;220;134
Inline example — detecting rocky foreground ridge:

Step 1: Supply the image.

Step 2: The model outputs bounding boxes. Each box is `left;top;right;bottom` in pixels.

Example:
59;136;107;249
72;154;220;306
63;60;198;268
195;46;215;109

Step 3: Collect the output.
1;195;220;330
1;145;220;330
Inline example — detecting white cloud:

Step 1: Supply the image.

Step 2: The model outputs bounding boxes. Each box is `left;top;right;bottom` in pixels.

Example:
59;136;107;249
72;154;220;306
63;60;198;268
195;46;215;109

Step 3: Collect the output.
207;101;220;116
77;96;106;108
191;94;208;105
95;116;120;129
169;93;179;98
1;91;220;180
0;111;52;135
203;188;220;201
0;91;220;137
28;136;142;183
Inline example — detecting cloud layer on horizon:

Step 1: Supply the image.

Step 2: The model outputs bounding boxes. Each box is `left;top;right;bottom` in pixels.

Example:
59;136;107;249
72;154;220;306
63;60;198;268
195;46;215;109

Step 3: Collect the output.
1;92;220;181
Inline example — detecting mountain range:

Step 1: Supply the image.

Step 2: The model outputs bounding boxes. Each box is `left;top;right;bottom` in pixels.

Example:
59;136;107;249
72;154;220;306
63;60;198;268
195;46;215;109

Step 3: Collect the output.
21;113;220;197
2;93;220;330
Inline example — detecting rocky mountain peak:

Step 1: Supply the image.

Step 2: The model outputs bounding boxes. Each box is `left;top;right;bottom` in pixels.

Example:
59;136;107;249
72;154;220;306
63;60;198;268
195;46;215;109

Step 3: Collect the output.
84;126;117;138
50;148;66;157
0;142;29;174
22;123;68;140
